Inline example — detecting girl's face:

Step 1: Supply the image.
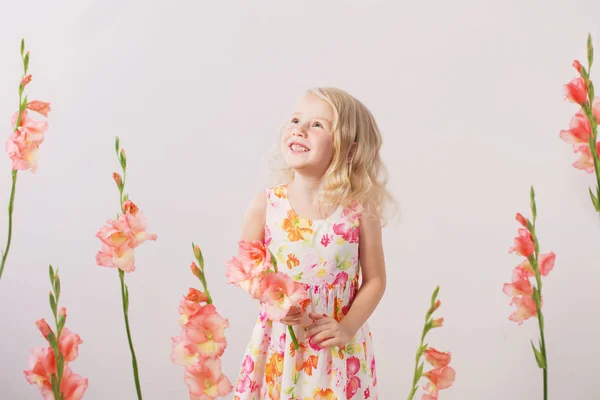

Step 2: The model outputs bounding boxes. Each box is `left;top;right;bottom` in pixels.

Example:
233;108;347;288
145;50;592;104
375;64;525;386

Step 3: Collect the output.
281;95;335;177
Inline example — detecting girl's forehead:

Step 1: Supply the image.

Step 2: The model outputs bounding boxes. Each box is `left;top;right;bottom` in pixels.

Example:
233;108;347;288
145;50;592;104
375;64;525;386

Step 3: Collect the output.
292;95;334;121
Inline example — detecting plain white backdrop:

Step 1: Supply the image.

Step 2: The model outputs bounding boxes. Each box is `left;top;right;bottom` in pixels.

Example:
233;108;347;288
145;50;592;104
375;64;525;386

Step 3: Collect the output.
0;1;599;399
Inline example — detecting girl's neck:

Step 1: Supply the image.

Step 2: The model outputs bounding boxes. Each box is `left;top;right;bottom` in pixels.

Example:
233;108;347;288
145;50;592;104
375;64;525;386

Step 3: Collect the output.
288;174;322;200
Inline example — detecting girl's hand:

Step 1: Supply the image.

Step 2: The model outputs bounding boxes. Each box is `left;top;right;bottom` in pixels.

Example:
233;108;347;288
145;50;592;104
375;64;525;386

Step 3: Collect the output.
306;312;354;348
280;306;304;326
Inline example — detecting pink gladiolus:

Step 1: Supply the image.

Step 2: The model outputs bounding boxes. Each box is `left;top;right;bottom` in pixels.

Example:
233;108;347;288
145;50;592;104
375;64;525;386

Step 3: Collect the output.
560;110;592;147
95;200;155;273
21;74;32;88
564;76;589;105
5;109;49;172
515;213;528;227
508;294;539;324
509;228;535;257
36;319;52;338
502;265;533;297
96;242;136;272
185;304;229;358
27;101;51;117
58;328;83;363
424;348;452;369
184;358;233;400
423;366;456;390
238;240;270;271
573;142;600;173
431;318;443;328
258;272;308;321
24;347;56;393
59;367;88;400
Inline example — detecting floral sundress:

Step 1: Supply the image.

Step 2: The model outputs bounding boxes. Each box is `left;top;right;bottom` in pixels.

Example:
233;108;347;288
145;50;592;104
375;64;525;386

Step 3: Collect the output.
233;184;378;400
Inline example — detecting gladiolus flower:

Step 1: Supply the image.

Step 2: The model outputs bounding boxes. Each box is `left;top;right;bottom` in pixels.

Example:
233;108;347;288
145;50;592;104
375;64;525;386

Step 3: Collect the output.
185;287;208;304
508;294;539;324
515;213;528;227
423;366;456;390
564;76;588;105
35;319;52;338
27;101;51;117
184;358;233;399
424;348;452;369
258;272;308;321
509;228;535;257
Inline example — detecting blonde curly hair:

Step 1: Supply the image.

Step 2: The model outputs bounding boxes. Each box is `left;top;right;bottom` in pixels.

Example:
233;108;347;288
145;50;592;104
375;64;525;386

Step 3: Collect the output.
269;87;398;226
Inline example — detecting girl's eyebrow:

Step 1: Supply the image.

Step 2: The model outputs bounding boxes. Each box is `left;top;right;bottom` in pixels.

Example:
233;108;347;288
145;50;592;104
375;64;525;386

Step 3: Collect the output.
292;112;332;126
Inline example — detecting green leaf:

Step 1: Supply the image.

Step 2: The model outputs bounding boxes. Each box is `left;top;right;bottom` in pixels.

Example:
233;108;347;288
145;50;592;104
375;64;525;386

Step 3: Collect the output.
270;250;278;273
23;51;29;73
49;292;57;315
54;276;61;302
115;136;120;155
531;340;546;369
413;361;424;386
529;186;537;221
588;33;594;68
580;65;590;81
589;81;595;103
119;150;127;170
430;285;440;305
49;265;55;285
47;330;58;350
589;188;600;211
20;39;24;56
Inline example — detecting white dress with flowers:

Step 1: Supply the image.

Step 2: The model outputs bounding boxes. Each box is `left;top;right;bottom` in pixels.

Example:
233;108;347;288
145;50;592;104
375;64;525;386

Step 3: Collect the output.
233;184;378;400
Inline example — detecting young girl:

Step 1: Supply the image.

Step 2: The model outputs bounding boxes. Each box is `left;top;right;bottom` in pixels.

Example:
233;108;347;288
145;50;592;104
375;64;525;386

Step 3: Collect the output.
233;87;394;399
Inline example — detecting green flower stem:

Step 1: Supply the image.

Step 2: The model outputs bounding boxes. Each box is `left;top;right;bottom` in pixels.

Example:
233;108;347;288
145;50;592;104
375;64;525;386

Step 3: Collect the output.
0;170;18;283
115;138;142;400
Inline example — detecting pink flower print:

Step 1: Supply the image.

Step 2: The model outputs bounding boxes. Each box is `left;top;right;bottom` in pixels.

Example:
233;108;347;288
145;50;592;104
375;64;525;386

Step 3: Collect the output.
320;234;331;247
332;205;360;243
264;225;272;247
364;387;371;398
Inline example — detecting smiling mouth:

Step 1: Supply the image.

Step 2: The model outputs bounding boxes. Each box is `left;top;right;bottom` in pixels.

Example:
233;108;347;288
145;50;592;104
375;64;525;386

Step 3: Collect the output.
289;143;309;152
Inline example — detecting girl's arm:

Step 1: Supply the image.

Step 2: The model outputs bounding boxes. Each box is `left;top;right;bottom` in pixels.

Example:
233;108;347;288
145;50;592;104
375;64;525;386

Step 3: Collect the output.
338;208;387;336
308;206;387;347
240;191;266;241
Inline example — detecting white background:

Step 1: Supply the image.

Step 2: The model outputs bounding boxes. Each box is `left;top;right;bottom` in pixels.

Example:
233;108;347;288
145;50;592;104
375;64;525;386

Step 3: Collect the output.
0;1;599;399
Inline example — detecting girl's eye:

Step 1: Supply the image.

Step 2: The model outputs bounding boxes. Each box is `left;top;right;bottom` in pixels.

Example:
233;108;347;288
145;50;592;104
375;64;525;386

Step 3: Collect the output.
313;122;322;128
291;118;299;124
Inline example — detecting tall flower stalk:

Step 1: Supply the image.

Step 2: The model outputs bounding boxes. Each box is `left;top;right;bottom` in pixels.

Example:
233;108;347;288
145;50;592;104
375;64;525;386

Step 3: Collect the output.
170;243;233;399
24;265;88;399
0;38;51;284
95;137;157;399
504;186;556;400
407;286;455;400
560;33;600;212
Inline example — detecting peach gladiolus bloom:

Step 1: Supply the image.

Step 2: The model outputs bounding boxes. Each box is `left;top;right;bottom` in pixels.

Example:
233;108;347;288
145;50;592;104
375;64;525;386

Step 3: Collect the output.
502;266;533;297
27;101;51;117
36;319;52;338
509;228;535;257
5;109;48;172
564;76;589;105
573;142;600;173
509;294;539;324
423;366;456;390
259;272;308;321
184;358;233;399
424;348;452;369
185;304;229;358
238;240;270;272
58;328;83;363
96;200;156;272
